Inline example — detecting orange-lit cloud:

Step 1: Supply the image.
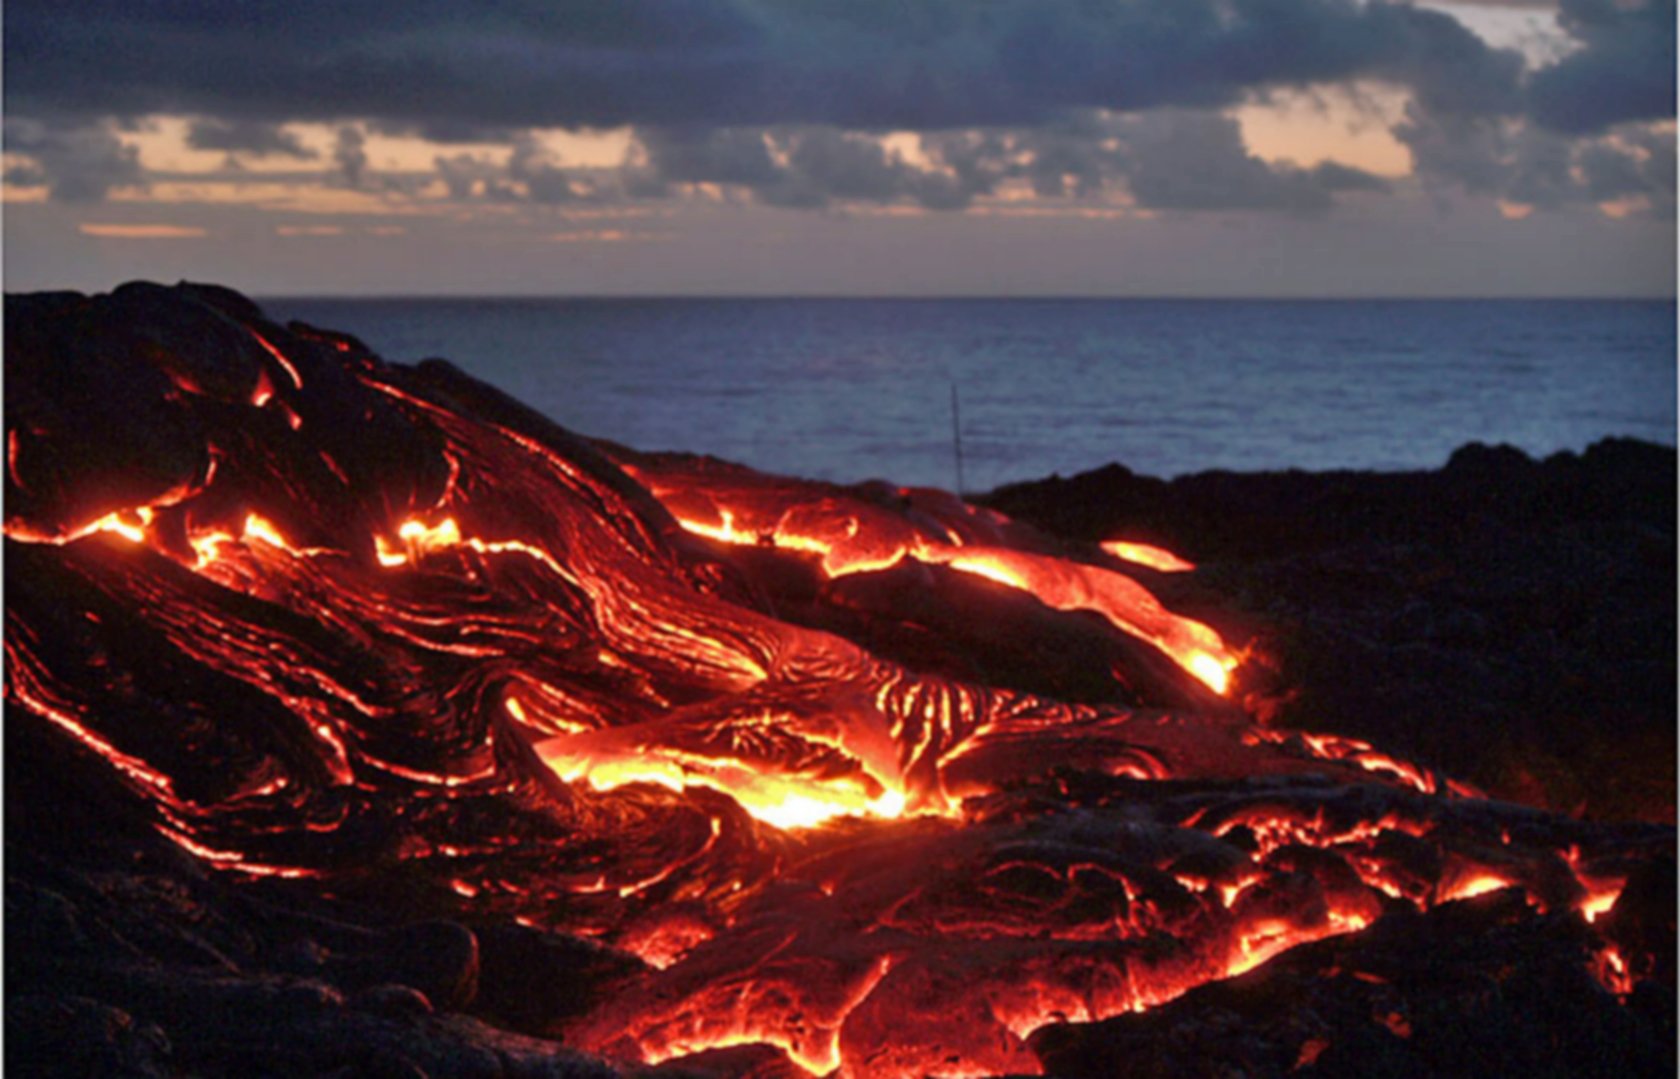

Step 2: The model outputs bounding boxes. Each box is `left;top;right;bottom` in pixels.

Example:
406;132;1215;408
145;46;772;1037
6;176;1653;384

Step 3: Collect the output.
543;229;664;243
1236;85;1412;177
273;223;410;236
965;205;1140;220
117;182;420;216
77;223;207;238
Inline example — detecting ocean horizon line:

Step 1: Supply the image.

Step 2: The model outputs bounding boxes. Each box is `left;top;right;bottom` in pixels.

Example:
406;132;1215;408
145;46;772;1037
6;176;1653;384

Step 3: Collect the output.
250;292;1678;305
8;281;1672;304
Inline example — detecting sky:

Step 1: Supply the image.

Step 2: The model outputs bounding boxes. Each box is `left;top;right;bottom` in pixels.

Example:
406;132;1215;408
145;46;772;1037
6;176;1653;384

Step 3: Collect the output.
3;0;1674;297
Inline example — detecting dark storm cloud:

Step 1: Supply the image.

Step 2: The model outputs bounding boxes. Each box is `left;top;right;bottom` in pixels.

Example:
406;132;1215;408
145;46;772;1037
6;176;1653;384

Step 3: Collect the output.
186;118;316;158
612;112;1385;215
773;129;918;206
1527;0;1677;133
1393;105;1513;194
1309;160;1391;192
434;152;500;200
1584;125;1675;218
5;0;1529;134
1396;102;1676;216
1110;110;1387;211
333;126;369;188
633;128;783;192
919;131;1011;201
8;0;1669;217
3;159;49;187
1388;0;1676;216
3;118;143;202
622;126;961;210
1116;111;1322;210
505;134;592;203
1577;141;1649;202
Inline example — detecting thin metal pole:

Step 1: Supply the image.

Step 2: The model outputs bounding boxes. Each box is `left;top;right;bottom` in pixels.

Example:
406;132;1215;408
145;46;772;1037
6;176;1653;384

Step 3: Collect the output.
950;381;966;497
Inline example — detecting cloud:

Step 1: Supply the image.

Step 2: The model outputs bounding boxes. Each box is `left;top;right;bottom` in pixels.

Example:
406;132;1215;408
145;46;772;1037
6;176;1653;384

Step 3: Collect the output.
1396;100;1677;216
634;128;782;191
4;159;50;188
77;223;207;238
8;0;1666;220
918;130;1010;201
506;134;583;203
542;228;664;243
186;118;316;158
333;126;368;188
5;119;143;202
1526;0;1677;133
1109;110;1342;212
769;129;917;208
1368;2;1528;117
1309;160;1391;192
1585;125;1676;217
434;152;501;200
5;0;1528;134
1006;117;1122;200
611;111;1389;215
1393;103;1512;194
621;126;988;211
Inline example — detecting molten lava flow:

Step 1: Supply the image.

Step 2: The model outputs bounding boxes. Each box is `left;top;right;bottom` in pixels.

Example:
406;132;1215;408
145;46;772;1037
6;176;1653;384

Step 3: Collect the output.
5;286;1669;1079
249;328;304;389
536;721;911;831
1;479;199;547
374;516;463;566
617;460;1238;695
1101;538;1196;573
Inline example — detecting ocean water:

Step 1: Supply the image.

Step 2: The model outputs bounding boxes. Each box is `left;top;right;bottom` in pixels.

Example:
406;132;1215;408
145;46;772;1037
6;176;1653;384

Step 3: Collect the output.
263;298;1676;492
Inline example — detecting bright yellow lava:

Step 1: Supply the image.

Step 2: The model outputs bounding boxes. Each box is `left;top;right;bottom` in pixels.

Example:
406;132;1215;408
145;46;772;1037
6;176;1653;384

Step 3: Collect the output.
542;750;909;831
1188;652;1232;695
1101;540;1195;573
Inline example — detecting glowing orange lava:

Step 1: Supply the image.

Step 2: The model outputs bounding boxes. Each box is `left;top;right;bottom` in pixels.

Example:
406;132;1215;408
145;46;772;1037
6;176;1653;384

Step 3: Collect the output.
6;291;1666;1079
630;468;1238;694
1101;538;1196;573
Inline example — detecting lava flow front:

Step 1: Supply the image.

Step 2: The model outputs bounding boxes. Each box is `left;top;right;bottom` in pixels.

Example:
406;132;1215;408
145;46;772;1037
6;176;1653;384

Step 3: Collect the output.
5;283;1673;1079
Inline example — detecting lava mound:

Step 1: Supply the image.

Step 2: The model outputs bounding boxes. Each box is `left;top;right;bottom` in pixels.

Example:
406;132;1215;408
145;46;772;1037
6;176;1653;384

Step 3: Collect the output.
5;282;1674;1078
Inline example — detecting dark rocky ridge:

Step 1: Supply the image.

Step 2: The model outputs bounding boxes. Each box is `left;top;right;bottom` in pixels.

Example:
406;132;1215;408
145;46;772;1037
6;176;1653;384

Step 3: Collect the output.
981;440;1677;822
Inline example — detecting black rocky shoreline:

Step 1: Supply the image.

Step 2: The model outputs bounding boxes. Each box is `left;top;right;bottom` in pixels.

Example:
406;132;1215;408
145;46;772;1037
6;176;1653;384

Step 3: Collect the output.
980;437;1676;823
